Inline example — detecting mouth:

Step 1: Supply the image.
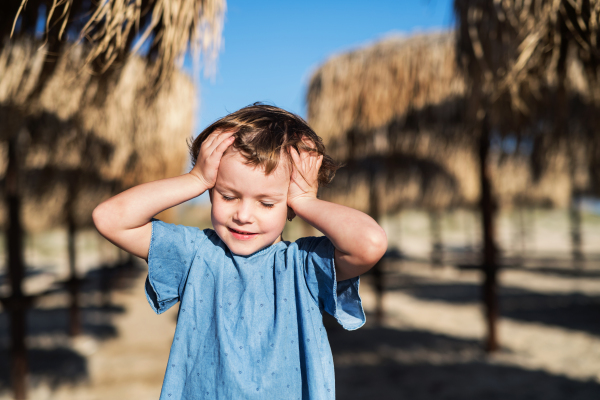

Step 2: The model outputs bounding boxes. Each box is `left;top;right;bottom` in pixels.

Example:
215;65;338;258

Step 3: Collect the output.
227;227;259;240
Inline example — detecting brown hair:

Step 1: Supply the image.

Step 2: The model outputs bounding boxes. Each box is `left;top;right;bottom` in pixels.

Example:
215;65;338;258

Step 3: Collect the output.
188;103;340;186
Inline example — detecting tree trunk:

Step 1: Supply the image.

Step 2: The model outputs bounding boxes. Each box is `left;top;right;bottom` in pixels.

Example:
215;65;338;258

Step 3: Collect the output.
479;118;499;353
4;134;29;400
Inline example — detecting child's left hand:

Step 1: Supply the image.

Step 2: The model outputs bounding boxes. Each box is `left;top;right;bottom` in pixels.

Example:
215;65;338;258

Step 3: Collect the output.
287;140;323;212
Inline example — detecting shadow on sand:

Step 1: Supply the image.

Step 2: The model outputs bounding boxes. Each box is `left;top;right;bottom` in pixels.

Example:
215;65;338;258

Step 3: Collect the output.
381;277;600;337
0;258;144;393
324;316;600;400
0;348;87;391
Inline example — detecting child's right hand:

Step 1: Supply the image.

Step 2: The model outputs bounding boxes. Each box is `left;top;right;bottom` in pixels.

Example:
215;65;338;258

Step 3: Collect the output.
189;130;236;189
93;130;235;261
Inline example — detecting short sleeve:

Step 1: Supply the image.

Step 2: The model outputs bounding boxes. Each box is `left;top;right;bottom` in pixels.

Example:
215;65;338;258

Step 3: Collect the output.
145;219;205;314
296;236;366;330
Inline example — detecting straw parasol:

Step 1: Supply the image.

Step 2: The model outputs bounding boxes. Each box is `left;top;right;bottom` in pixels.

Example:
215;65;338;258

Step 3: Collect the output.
308;32;472;325
0;36;198;399
1;0;225;86
0;38;196;232
308;33;473;214
454;0;600;351
1;2;223;397
307;32;581;213
307;29;594;346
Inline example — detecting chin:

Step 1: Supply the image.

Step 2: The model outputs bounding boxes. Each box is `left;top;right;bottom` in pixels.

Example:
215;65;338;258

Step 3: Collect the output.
225;241;267;256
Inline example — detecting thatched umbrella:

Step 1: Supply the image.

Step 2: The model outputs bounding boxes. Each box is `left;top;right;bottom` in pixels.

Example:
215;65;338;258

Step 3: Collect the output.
308;31;588;210
1;1;223;398
0;38;197;228
454;0;600;350
0;38;197;399
308;32;472;324
307;30;593;343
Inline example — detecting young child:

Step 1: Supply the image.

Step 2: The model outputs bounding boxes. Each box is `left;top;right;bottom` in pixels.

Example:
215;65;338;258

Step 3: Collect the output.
93;103;387;399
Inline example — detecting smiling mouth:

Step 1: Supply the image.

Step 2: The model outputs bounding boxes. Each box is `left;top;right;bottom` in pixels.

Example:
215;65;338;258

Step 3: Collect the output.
227;227;258;239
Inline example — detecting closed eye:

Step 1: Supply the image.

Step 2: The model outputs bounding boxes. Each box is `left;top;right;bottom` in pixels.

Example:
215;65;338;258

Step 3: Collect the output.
222;195;274;208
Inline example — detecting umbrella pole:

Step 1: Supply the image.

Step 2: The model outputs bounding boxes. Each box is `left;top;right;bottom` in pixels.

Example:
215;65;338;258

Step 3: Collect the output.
4;135;29;400
478;118;499;353
67;212;82;336
368;178;384;325
569;192;583;268
429;210;443;266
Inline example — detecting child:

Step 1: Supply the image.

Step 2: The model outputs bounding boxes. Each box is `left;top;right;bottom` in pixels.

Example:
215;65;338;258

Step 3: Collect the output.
93;103;387;399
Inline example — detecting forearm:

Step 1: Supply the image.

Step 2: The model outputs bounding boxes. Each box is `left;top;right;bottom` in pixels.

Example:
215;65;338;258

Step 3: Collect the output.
92;173;208;258
292;198;387;276
96;173;205;227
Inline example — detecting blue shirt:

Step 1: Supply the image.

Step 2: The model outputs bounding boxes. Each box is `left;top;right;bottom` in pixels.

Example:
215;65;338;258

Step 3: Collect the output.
145;219;365;400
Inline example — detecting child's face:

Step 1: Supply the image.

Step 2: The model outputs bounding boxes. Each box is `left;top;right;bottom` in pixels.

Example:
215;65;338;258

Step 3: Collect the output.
210;149;290;256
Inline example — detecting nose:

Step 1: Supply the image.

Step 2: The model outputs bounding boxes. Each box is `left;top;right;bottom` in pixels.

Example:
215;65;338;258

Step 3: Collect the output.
233;200;253;224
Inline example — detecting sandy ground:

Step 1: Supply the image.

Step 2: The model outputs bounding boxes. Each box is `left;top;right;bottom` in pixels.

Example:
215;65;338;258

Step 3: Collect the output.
0;207;599;399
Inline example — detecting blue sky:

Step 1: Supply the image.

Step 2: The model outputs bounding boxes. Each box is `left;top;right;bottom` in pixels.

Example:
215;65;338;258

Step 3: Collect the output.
191;0;455;132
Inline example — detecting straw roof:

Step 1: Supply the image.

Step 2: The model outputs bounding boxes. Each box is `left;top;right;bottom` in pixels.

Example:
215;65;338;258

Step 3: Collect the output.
308;33;474;212
307;31;585;213
0;37;196;232
454;0;600;197
454;0;600;113
308;32;466;144
2;0;225;86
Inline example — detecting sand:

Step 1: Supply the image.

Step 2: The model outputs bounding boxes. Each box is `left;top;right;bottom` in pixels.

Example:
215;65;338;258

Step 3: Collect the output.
0;207;599;399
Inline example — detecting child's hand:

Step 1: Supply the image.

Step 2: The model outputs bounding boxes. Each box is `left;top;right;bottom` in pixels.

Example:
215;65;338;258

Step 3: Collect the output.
287;140;323;211
190;130;236;189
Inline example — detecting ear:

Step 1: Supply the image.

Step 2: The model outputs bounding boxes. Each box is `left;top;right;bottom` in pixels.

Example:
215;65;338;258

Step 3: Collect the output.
287;206;296;222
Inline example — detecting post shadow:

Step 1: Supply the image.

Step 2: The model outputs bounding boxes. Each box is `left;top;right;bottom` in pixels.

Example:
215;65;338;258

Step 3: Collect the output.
323;320;600;400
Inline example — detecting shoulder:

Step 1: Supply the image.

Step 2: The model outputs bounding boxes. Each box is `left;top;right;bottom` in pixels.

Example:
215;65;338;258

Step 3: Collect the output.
151;219;217;240
288;236;335;261
149;220;223;255
294;235;333;252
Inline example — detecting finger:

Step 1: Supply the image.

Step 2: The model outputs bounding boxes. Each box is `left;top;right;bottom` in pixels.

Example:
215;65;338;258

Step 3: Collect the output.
211;134;236;158
316;154;323;170
289;145;301;164
289;147;302;178
203;130;223;149
301;149;311;164
209;130;236;155
300;136;316;149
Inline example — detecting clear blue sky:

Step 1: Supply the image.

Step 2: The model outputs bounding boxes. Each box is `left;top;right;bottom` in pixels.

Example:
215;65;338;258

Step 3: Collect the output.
192;0;455;133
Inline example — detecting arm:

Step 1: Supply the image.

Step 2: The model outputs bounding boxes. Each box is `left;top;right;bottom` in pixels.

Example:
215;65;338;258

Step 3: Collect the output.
287;146;387;282
92;131;235;260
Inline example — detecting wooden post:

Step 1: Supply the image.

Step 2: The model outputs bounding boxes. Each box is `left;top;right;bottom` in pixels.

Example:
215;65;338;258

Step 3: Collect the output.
478;117;499;352
67;213;82;336
368;177;384;325
569;193;584;267
429;210;443;266
5;134;29;400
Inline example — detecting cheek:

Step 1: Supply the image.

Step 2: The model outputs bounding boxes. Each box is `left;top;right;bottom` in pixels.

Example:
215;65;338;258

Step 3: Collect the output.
262;206;287;231
210;201;229;224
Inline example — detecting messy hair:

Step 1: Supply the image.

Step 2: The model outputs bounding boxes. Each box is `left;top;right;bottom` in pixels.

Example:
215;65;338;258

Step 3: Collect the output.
189;103;340;186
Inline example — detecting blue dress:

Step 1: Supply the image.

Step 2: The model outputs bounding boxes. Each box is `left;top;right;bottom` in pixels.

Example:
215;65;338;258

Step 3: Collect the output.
145;219;365;399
